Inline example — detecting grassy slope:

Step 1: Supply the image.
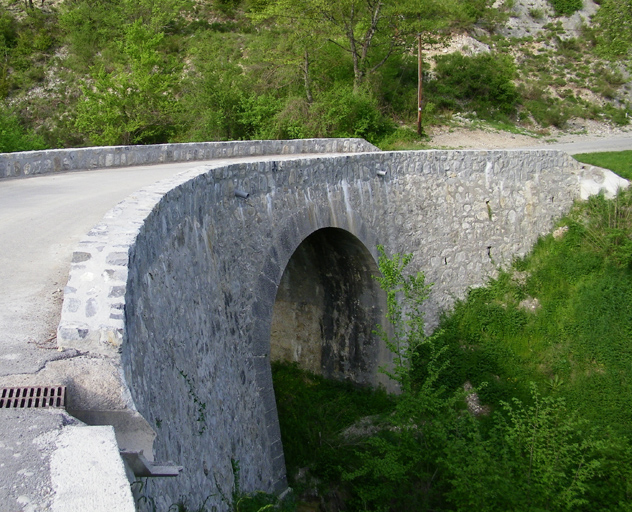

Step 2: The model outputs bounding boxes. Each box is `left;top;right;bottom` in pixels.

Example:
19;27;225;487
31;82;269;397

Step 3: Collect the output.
0;0;630;150
436;152;632;434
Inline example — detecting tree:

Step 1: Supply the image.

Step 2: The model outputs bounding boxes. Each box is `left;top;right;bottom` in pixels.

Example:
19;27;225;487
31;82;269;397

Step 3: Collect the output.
249;1;330;102
75;20;180;146
179;31;253;141
251;0;470;93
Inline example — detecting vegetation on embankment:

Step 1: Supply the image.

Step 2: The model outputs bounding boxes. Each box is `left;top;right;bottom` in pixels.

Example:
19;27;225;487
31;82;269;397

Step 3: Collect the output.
0;0;630;152
270;153;632;511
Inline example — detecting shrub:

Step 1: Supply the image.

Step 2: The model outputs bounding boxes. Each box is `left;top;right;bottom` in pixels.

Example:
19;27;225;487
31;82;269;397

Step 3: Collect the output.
593;0;632;60
0;106;47;153
427;52;520;121
443;385;605;512
522;95;571;128
74;20;180;146
0;9;17;49
548;0;583;15
309;86;395;143
377;127;428;151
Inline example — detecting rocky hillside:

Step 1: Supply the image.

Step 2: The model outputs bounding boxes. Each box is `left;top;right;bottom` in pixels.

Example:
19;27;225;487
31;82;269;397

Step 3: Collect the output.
0;0;629;151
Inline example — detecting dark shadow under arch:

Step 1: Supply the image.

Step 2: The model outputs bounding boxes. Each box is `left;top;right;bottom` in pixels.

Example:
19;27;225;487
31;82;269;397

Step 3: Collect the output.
270;227;388;387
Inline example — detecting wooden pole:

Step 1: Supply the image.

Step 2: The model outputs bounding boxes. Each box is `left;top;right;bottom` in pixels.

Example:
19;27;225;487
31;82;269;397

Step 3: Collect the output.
417;34;423;136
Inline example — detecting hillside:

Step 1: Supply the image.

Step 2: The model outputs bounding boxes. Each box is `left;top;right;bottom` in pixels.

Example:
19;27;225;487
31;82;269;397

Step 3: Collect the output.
0;0;630;152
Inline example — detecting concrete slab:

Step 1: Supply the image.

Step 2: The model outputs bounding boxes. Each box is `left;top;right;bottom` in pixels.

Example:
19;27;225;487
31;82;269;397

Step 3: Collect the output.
0;409;74;512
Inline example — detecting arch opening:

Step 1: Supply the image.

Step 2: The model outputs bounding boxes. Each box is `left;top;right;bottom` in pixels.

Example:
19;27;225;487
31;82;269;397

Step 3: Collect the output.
270;228;390;387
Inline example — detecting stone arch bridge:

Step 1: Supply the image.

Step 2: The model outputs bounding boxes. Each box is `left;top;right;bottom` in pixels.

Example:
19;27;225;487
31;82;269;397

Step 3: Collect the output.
0;139;625;511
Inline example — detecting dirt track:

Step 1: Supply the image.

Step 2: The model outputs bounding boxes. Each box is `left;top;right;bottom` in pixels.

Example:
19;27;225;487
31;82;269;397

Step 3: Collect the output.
428;120;632;154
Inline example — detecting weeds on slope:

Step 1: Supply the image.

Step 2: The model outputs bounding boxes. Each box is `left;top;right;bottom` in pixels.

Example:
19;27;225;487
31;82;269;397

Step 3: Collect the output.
273;184;632;511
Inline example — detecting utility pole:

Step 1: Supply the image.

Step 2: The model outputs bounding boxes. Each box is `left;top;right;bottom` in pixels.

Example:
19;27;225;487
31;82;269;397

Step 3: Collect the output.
417;34;423;136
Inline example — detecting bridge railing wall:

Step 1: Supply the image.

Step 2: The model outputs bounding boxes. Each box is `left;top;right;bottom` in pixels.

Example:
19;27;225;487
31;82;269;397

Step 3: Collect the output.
0;138;380;179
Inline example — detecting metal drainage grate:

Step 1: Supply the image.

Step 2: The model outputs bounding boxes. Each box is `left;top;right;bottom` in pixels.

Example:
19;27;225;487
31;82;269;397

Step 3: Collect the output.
0;386;66;409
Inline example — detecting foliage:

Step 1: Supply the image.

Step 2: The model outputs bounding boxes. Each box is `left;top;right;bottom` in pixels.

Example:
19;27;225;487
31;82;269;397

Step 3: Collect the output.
568;188;632;268
340;247;457;510
377;126;430;150
0;0;630;147
249;0;470;91
443;384;604;511
427;52;520;121
593;0;632;60
272;361;393;483
373;245;437;392
308;86;395;142
222;459;296;512
548;0;583;15
177;30;251;141
74;20;180;146
0;104;47;152
0;5;58;98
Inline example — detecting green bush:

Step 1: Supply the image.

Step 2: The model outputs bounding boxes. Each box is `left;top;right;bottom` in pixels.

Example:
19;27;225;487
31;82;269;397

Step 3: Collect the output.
427;52;520;121
377;127;428;151
0;9;17;49
177;31;251;141
444;385;606;512
237;86;396;142
74;20;180;146
548;0;583;15
310;86;396;143
0;106;47;153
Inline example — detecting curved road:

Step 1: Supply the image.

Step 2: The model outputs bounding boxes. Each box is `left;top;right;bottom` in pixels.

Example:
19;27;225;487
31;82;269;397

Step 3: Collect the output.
0;154;342;378
520;134;632;154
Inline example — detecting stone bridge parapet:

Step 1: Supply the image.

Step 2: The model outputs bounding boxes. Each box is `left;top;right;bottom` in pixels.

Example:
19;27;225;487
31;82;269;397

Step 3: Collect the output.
0;138;379;179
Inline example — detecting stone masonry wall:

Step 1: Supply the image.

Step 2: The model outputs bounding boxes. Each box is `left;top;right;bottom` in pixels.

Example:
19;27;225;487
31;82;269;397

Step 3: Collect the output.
0;139;378;179
56;148;619;511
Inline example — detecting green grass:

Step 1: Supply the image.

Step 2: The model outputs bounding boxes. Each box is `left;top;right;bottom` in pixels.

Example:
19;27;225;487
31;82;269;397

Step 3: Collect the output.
574;150;632;181
271;362;394;489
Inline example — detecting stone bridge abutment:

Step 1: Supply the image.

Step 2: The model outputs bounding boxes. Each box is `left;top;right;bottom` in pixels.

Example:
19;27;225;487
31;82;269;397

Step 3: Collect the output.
48;144;625;510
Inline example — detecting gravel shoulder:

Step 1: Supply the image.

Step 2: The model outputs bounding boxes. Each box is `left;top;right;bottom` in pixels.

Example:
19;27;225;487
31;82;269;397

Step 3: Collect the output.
427;120;632;154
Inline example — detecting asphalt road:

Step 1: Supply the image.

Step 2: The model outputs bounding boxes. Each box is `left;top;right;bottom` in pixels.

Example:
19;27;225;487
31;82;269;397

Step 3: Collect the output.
520;133;632;154
0;154;334;378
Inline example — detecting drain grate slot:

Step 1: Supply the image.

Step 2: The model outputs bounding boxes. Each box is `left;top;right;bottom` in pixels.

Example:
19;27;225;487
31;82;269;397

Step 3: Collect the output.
0;386;66;409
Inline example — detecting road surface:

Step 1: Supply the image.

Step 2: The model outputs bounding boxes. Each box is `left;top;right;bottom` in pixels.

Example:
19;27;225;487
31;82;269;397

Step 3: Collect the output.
522;134;632;154
0;154;341;378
